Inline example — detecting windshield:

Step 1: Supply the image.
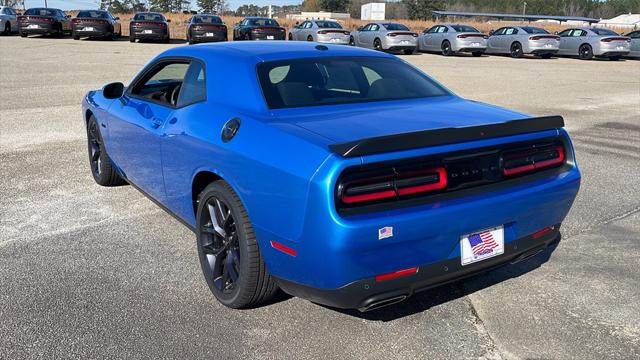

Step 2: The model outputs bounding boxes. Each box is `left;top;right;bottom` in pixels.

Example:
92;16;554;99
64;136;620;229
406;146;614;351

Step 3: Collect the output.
316;21;342;29
590;28;618;36
77;11;108;19
193;15;222;24
451;25;479;33
382;23;410;31
248;18;279;26
134;13;164;21
257;57;450;109
25;8;56;16
521;27;549;34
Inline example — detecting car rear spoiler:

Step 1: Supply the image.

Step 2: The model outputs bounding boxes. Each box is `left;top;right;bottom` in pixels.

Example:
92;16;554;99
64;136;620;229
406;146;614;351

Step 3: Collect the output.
329;115;565;158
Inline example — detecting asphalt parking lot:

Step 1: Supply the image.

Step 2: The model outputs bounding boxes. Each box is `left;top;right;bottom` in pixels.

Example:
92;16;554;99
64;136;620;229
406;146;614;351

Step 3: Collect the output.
1;36;639;359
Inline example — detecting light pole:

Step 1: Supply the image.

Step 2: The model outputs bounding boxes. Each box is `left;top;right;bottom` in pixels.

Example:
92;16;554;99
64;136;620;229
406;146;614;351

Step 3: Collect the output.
522;1;527;16
44;0;48;8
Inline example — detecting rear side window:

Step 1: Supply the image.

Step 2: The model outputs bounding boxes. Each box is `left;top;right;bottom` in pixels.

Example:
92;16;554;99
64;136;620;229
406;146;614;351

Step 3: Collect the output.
177;62;206;107
590;28;619;36
628;31;640;39
504;28;518;35
257;57;450;109
452;25;479;33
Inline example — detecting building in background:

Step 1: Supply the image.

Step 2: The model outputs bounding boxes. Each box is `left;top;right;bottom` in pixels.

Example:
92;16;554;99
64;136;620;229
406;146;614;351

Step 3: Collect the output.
596;13;640;29
286;11;350;21
361;3;385;21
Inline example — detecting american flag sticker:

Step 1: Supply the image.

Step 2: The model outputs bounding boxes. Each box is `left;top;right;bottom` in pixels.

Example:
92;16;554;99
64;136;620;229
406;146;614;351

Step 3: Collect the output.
378;226;393;240
461;226;505;266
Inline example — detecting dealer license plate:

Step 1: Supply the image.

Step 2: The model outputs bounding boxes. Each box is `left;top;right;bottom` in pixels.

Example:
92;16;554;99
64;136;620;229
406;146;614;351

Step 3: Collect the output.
472;42;480;46
28;24;39;29
143;29;152;34
205;32;214;37
83;27;94;32
461;226;504;266
401;40;410;44
267;35;274;40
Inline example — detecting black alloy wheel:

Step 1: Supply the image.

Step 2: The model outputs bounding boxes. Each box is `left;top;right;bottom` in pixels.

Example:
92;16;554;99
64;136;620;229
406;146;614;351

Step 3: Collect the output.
510;42;523;58
86;116;125;186
349;36;355;46
373;38;382;51
3;22;10;35
196;181;279;308
579;44;593;60
441;40;452;56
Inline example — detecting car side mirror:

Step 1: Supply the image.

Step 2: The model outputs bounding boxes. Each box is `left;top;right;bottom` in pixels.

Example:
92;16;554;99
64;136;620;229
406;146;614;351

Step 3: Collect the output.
166;19;171;23
554;31;558;35
357;26;363;31
103;82;125;99
488;30;494;35
115;17;120;20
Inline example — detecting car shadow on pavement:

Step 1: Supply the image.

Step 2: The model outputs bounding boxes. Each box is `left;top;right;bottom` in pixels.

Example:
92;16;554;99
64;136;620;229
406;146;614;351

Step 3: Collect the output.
326;238;561;322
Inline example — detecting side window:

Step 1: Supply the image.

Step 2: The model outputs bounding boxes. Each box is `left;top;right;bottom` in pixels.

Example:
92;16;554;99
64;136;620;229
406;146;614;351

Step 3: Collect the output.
440;26;448;33
363;24;372;31
629;31;640;39
425;26;437;34
571;29;583;37
305;22;313;29
558;29;571;37
493;28;505;36
177;61;206;108
371;24;379;31
504;28;517;35
130;61;190;107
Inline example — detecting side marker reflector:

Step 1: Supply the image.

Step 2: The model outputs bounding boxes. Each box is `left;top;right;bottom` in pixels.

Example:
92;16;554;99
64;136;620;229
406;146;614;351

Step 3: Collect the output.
375;267;418;282
270;241;297;257
532;226;555;239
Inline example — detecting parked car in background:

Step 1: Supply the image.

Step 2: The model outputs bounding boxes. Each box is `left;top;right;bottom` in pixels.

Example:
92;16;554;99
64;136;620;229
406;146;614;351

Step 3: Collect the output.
486;26;559;58
557;28;630;60
418;24;487;56
129;12;170;43
0;6;18;35
186;14;227;44
72;10;121;40
350;22;418;54
233;17;285;41
625;30;640;58
289;19;350;44
82;41;580;311
18;7;71;38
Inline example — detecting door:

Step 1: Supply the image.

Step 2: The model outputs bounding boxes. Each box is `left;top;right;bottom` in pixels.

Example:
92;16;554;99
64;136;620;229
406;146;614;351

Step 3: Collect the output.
421;26;437;50
501;27;518;52
486;27;505;53
356;24;371;47
569;29;587;55
107;60;190;202
434;25;448;49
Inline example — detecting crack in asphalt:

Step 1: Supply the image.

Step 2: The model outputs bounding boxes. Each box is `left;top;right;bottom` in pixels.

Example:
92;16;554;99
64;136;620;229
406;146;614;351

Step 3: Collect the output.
562;205;640;240
464;295;504;360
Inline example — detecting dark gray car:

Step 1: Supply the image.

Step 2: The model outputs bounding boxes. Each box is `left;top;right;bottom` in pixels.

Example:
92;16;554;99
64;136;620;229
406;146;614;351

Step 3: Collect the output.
186;14;227;44
18;8;72;37
129;12;170;43
72;10;121;40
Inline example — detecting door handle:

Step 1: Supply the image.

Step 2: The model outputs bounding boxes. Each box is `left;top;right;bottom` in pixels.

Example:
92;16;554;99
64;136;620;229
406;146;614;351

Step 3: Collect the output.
151;117;164;128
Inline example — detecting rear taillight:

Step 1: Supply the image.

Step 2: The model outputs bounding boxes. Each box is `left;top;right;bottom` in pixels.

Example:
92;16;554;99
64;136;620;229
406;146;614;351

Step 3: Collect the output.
502;145;565;176
72;18;108;25
529;35;559;41
340;167;447;205
601;37;629;42
457;34;485;39
386;32;418;37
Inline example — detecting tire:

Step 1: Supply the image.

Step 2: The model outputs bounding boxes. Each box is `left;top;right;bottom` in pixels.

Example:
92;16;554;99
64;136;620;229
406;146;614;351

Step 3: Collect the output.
73;31;80;40
578;44;593;60
306;35;313;42
288;33;293;41
403;47;416;55
472;51;483;57
196;181;279;309
510;42;523;58
20;31;27;37
349;36;355;46
373;38;382;51
2;22;9;36
540;53;553;59
441;40;453;56
86;116;126;186
129;34;135;43
609;55;622;61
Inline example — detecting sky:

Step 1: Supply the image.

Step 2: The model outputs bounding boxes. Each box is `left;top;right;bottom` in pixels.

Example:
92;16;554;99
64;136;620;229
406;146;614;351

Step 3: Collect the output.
22;0;302;11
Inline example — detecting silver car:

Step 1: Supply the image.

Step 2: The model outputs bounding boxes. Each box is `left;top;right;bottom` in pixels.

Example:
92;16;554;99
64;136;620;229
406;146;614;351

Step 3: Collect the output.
557;28;631;60
289;19;350;45
350;22;418;54
486;26;560;58
625;30;640;58
0;6;18;35
418;24;487;56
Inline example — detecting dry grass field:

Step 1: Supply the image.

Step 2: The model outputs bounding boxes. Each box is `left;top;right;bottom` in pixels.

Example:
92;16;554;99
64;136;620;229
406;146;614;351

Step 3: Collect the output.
113;12;629;40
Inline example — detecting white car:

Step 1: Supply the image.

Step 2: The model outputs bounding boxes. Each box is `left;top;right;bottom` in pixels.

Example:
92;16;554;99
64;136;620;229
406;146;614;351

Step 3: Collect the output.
626;30;640;58
0;6;18;35
557;28;630;60
418;24;487;56
289;20;350;45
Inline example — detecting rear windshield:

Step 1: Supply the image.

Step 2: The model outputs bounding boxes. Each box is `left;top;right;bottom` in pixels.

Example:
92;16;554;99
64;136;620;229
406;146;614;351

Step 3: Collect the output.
25;8;56;16
590;28;618;36
134;13;164;21
257;57;450;109
77;11;108;19
193;15;222;24
248;18;279;26
451;25;479;33
521;27;549;34
316;21;342;29
382;23;409;31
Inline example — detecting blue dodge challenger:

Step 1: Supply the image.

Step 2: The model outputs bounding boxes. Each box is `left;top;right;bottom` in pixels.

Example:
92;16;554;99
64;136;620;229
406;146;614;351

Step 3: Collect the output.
82;42;580;311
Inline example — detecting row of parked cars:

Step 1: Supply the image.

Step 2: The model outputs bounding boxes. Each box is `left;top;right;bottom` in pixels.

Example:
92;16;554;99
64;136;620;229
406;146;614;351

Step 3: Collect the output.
2;6;639;60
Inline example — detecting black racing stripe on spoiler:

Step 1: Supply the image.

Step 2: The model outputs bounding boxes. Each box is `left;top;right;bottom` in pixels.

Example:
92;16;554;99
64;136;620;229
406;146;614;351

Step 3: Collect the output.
329;115;565;158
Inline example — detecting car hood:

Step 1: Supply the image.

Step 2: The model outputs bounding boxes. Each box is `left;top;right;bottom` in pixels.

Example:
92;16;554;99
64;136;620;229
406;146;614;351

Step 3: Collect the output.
270;96;529;145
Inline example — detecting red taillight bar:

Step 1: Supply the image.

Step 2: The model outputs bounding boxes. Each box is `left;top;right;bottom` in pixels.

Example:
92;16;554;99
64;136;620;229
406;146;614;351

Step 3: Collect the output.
375;267;418;282
342;189;396;204
387;32;418;37
317;30;349;35
397;167;447;196
503;145;565;176
529;35;559;40
457;33;486;39
532;226;555;239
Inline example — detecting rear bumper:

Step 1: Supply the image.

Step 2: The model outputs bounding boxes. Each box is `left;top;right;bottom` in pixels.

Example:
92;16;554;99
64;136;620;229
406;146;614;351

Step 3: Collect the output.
276;226;561;311
19;23;55;34
383;37;417;50
132;29;168;39
73;26;112;37
316;34;350;45
191;30;226;42
250;33;286;40
597;51;630;57
595;43;630;56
